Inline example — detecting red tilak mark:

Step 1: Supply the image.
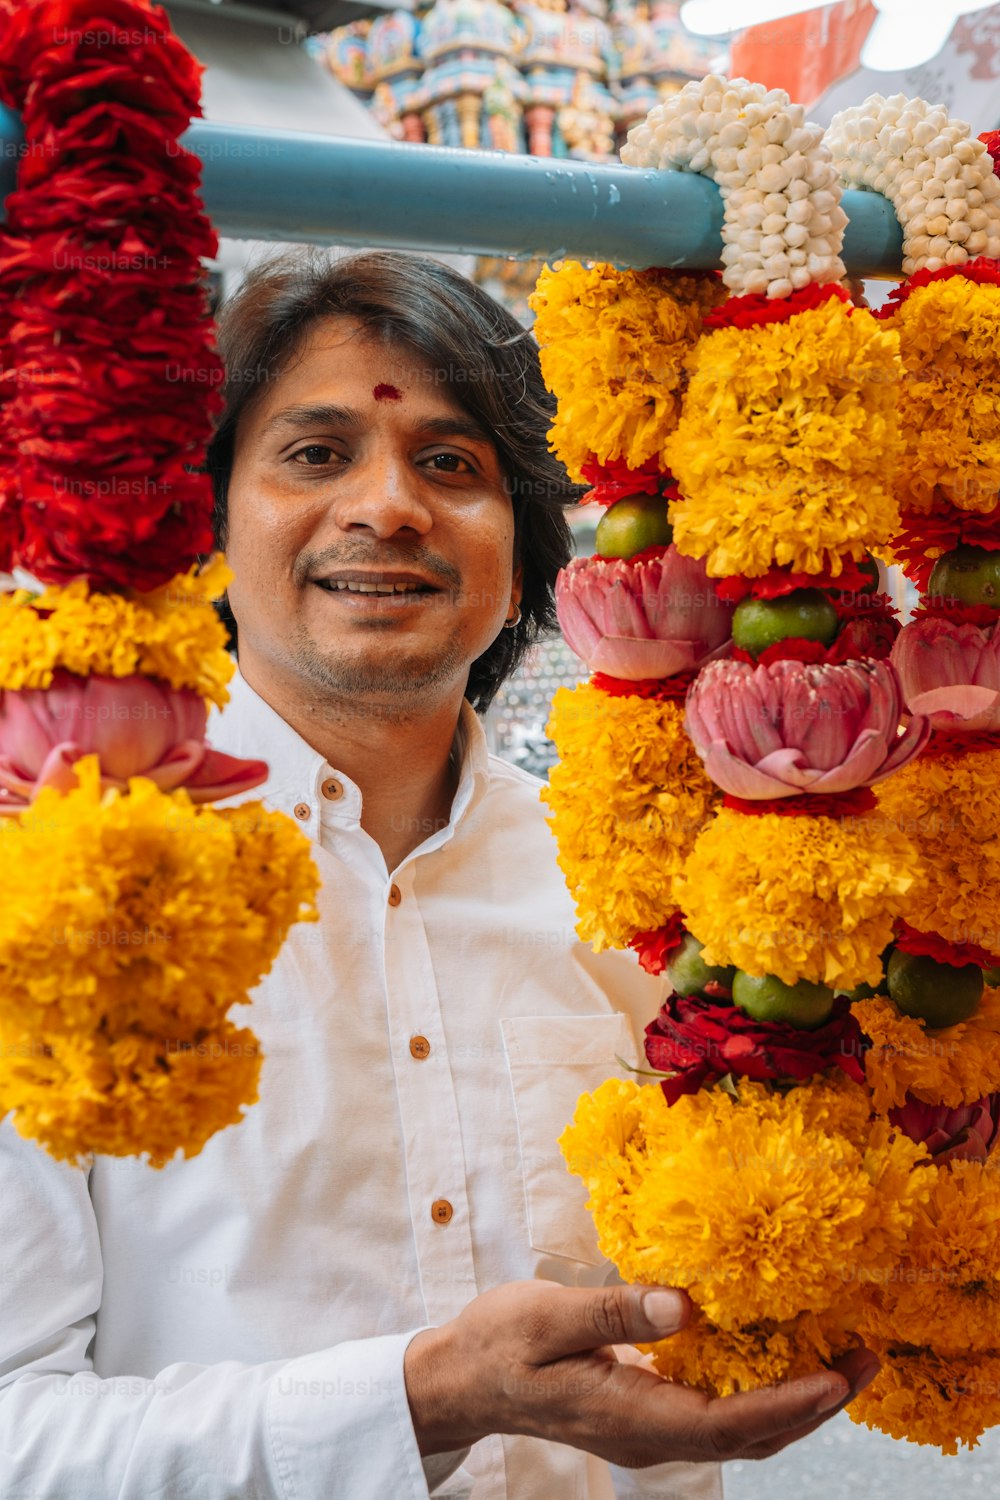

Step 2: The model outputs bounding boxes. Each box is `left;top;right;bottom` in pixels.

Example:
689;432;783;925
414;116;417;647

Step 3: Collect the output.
373;383;402;401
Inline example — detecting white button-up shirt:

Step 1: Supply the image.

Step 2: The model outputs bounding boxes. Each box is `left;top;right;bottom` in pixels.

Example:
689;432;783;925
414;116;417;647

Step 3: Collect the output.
0;668;721;1500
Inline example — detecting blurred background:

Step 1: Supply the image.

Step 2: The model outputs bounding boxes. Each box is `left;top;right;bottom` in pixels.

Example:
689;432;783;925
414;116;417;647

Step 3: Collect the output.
167;0;1000;778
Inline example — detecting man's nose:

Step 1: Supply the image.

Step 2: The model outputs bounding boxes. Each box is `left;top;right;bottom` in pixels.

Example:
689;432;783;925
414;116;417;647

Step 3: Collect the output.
327;448;433;538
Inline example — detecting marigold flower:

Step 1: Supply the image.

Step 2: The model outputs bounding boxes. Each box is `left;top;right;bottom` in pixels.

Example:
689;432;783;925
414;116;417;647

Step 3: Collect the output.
875;745;1000;949
529;261;724;481
853;990;1000;1113
0;554;234;707
891;274;1000;515
677;805;921;989
892;616;1000;731
686;658;928;799
556;548;732;681
543;686;717;949
667;295;902;577
850;1341;1000;1454
559;1075;929;1329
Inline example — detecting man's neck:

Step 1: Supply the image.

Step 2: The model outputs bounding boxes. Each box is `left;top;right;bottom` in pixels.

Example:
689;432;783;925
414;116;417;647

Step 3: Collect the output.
238;656;465;873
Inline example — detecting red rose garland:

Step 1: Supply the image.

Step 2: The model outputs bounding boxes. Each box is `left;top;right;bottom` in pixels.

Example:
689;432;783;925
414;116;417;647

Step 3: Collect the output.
0;0;222;589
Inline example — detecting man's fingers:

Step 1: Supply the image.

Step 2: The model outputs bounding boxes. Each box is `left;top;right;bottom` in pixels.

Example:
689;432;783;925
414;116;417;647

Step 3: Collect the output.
520;1284;691;1363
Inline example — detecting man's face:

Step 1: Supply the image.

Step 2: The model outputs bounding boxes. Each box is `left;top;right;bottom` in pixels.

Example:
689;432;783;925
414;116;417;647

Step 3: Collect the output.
224;317;522;711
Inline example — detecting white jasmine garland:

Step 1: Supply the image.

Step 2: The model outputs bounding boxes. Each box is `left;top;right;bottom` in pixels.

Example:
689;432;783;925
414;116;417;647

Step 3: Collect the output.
825;93;1000;275
621;74;847;299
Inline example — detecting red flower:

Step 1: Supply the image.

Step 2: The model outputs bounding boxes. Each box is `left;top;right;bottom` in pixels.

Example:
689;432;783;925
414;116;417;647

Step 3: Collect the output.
715;557;881;604
703;281;850;331
894;502;1000;590
578;456;676;508
893;919;1000;972
644;992;866;1103
627;914;685;975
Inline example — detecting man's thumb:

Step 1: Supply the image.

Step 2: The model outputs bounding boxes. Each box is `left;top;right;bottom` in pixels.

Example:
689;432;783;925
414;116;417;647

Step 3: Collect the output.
527;1283;690;1362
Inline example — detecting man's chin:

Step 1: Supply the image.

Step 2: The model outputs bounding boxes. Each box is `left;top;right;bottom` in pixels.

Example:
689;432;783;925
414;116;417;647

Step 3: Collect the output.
297;641;467;702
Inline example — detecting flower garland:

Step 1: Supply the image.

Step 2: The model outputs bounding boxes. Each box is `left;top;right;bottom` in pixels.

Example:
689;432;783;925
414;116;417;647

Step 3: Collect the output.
0;0;319;1164
539;75;950;1427
821;92;1000;1451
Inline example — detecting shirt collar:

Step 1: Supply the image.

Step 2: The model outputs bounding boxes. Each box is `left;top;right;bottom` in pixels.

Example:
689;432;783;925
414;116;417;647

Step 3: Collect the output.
207;665;491;835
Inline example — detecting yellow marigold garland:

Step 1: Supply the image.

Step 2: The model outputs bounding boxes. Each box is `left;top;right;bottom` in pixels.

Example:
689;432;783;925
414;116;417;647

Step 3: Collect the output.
559;1075;930;1331
849;1342;1000;1455
892;276;1000;514
640;1309;858;1398
542;685;717;950
857;1162;1000;1357
0;758;320;1162
676;806;921;990
875;747;1000;952
0;758;319;1039
666;296;902;577
853;990;1000;1114
0;1020;262;1168
528;261;725;482
0;554;234;707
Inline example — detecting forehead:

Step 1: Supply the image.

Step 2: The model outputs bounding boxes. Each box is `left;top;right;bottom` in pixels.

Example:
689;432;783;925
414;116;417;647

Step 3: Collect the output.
248;315;475;431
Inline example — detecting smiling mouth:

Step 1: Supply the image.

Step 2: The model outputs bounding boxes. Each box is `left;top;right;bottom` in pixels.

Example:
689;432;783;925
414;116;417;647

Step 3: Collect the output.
313;576;437;594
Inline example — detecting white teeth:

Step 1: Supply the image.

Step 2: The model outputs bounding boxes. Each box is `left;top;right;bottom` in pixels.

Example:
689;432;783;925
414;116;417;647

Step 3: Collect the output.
320;580;422;594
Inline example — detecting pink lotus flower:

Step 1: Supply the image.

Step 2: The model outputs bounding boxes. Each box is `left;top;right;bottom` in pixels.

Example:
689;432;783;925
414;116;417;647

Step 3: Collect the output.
890;1092;1000;1165
892;617;1000;731
555;548;733;681
0;669;267;814
685;657;930;798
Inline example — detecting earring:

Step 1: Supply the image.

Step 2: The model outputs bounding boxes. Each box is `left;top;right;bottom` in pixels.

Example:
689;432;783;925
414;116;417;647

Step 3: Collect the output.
503;603;522;629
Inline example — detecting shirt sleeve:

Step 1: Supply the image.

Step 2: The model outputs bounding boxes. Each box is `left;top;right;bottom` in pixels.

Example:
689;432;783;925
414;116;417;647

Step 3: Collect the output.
0;1123;432;1500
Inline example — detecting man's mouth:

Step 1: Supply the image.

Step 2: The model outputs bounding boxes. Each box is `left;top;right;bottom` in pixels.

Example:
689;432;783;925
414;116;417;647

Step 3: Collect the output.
313;579;435;596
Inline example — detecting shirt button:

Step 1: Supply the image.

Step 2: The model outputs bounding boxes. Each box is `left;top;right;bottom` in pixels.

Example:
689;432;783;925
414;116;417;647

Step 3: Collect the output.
431;1199;453;1225
321;777;344;801
388;884;402;907
409;1035;431;1060
293;802;310;821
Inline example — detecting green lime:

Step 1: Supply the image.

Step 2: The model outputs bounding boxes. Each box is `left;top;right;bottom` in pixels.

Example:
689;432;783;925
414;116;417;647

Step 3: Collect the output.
928;545;1000;608
594;495;673;560
983;966;1000;987
886;949;983;1028
731;971;836;1029
856;554;881;594
732;589;839;658
666;933;736;997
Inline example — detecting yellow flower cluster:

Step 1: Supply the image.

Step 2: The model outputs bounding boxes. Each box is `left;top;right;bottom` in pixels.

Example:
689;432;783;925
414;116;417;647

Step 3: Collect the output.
0;1022;262;1169
543;685;717;950
0;554;235;707
528;261;724;482
858;1162;1000;1357
850;1344;1000;1455
666;297;902;577
875;746;1000;948
676;806;921;990
0;757;320;1163
892;276;1000;514
641;1308;857;1399
854;990;1000;1114
559;1075;929;1332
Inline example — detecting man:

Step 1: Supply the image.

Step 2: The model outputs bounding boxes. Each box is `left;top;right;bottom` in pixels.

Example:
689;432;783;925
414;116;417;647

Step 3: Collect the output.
0;251;875;1498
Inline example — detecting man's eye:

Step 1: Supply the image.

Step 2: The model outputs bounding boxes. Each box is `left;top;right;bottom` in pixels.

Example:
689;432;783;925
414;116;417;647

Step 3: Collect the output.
291;445;336;466
426;452;472;473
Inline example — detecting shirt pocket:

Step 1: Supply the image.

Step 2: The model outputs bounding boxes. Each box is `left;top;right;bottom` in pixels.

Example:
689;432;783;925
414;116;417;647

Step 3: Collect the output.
500;1013;636;1267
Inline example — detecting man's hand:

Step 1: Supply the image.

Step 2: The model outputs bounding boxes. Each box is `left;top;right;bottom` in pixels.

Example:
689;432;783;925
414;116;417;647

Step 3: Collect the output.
403;1281;878;1468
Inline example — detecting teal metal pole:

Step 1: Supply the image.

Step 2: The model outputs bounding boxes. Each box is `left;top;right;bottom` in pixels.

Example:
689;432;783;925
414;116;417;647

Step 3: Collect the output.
0;107;904;277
